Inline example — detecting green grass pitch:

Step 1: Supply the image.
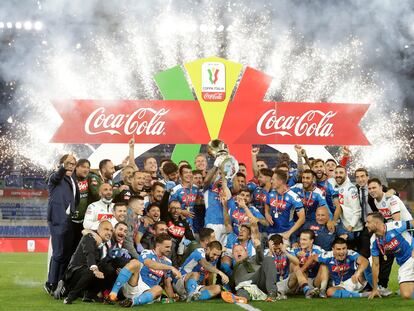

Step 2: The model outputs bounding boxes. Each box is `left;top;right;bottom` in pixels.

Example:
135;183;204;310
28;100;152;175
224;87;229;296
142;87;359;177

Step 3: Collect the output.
1;253;414;310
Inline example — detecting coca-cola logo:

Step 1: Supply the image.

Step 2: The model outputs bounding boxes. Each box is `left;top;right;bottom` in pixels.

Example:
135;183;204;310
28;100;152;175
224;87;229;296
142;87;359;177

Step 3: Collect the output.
257;109;337;137
202;92;225;101
84;107;169;136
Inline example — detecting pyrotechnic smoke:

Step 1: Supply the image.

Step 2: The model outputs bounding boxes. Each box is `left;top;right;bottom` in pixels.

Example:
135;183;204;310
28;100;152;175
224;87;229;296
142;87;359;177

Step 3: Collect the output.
0;0;413;171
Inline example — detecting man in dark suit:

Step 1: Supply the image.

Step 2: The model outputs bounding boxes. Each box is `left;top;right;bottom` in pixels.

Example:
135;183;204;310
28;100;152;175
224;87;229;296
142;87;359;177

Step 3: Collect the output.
62;220;114;304
354;167;397;296
45;154;80;294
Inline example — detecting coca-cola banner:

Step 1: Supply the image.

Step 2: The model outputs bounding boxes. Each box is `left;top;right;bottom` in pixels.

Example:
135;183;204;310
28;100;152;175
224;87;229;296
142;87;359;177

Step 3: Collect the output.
51;100;210;143
225;102;369;145
51;57;369;146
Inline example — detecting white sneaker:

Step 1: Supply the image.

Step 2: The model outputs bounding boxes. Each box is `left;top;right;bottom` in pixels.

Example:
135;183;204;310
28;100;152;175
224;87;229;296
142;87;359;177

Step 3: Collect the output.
378;286;393;297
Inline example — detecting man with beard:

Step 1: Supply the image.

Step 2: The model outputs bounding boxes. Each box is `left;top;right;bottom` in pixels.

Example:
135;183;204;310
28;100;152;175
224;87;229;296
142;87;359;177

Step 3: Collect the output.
137;204;161;248
114;165;135;191
88;159;116;204
99;222;132;290
62;220;114;304
175;241;228;302
312;159;340;218
143;157;158;180
108;234;181;306
226;189;267;235
160;199;195;265
194;153;208;178
181;228;216;264
367;178;411;295
144;182;165;210
170;165;200;229
333;166;363;246
308;237;370;298
45;154;79;295
264;170;305;244
83;183;114;230
238;163;248;177
140;221;168;250
290;169;329;225
71;159;91;254
251;147;268;179
248;168;273;214
366;213;414;300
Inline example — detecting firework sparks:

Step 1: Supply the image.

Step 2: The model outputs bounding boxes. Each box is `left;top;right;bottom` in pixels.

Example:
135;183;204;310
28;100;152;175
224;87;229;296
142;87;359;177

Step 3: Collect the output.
0;0;412;171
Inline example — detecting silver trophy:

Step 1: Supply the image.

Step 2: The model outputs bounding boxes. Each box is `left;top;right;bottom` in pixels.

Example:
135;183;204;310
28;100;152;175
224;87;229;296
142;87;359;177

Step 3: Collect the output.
207;139;239;180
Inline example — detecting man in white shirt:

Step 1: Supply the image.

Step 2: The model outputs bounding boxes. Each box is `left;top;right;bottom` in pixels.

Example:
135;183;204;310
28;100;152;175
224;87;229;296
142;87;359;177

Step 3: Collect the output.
334;166;363;238
368;178;412;222
83;183;114;230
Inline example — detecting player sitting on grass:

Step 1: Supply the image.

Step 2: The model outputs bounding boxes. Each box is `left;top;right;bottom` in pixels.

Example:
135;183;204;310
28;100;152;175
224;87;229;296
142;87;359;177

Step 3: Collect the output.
108;234;181;307
306;237;370;298
173;240;229;302
267;234;316;299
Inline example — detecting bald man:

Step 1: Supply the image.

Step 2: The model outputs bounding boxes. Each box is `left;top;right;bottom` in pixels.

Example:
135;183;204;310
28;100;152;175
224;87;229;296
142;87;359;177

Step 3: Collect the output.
83;183;114;230
62;220;114;304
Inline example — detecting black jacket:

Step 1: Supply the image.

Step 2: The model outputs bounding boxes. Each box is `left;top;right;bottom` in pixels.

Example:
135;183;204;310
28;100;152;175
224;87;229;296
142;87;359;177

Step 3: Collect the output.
47;166;80;234
66;234;100;278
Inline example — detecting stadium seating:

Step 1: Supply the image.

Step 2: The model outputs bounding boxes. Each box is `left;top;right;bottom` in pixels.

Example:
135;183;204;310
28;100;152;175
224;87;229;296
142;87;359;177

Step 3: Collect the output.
0;225;49;237
0;203;47;220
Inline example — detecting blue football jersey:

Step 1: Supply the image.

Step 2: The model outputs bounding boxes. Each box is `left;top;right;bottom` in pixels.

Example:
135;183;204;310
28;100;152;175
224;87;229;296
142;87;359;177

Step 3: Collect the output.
227;198;264;235
266;189;303;234
290;184;328;221
292;245;323;278
138;249;172;287
318;250;360;285
371;221;413;266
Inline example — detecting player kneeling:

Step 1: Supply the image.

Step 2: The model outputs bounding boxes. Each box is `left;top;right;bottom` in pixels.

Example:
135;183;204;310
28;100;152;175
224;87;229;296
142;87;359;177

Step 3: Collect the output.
108;234;181;307
174;240;229;302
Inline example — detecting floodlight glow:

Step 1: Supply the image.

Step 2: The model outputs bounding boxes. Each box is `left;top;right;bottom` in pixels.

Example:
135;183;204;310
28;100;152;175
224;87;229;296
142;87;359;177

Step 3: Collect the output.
6;22;12;29
23;21;32;30
15;22;22;29
34;21;43;31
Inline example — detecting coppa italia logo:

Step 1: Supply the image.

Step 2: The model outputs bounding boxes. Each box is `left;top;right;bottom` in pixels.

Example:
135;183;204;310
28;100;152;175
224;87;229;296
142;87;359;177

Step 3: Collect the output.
51;56;370;168
202;62;225;101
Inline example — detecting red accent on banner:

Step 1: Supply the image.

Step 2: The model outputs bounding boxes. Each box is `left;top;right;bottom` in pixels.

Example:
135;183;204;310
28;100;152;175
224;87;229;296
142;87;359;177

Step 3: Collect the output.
51;100;210;144
0;238;49;252
220;67;369;146
1;189;48;198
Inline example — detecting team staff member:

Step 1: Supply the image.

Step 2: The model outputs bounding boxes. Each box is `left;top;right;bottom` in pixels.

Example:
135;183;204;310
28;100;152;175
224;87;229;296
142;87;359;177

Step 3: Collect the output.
45;154;79;295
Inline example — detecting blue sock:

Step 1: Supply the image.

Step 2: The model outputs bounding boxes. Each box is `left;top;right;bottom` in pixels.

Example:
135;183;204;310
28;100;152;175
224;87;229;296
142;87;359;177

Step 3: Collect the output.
133;291;154;305
411;291;414;300
186;278;198;294
332;289;361;298
221;262;232;277
302;285;310;295
199;289;212;300
111;268;132;295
